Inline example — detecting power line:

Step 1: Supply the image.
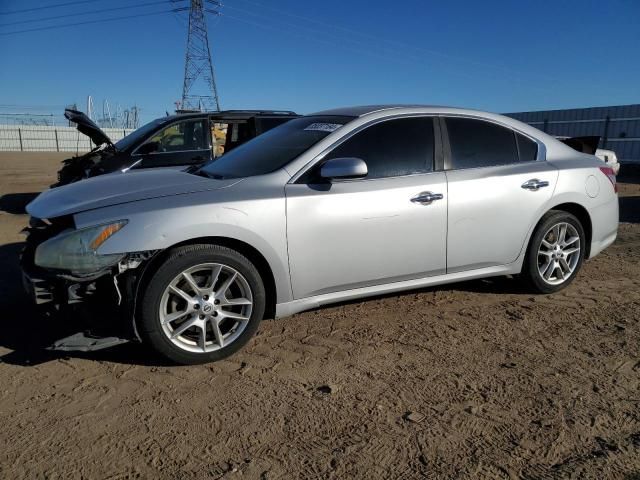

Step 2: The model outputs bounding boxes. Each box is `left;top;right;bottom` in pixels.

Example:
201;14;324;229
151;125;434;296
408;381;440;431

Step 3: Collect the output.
0;9;180;36
0;0;104;15
221;12;422;68
224;4;402;59
230;0;556;84
0;1;176;28
221;11;558;93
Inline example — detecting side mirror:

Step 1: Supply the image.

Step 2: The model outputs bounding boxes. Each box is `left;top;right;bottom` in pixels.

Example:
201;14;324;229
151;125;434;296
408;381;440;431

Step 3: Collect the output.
137;141;160;155
320;157;367;180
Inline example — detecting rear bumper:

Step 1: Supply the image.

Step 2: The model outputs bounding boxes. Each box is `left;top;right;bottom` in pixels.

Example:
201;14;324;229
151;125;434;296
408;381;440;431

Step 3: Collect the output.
589;194;619;258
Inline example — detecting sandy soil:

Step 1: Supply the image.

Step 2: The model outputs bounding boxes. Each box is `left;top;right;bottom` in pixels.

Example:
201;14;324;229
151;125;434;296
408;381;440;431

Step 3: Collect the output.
0;152;639;479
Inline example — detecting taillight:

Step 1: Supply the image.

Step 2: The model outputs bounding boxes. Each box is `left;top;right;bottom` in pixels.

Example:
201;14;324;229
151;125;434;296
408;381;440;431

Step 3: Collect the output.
599;166;618;193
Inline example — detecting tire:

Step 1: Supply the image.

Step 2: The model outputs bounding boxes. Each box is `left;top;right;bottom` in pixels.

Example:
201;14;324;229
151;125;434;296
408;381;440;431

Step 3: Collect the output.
522;210;586;294
139;244;266;365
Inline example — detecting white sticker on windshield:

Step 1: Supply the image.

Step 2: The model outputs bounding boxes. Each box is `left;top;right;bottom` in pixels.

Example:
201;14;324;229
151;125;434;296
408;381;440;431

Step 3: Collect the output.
304;123;342;133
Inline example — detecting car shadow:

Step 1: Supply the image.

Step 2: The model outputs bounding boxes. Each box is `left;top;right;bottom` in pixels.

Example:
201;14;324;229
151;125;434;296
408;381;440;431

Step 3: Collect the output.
620;196;640;223
618;163;640;184
0;193;39;215
0;238;523;367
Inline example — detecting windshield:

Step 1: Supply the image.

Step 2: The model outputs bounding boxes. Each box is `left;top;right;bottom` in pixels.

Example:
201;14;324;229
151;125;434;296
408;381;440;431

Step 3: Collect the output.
198;115;353;179
114;118;167;152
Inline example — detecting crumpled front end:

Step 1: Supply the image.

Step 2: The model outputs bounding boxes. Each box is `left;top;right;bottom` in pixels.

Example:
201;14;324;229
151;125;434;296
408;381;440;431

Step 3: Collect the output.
53;148;115;188
20;215;156;350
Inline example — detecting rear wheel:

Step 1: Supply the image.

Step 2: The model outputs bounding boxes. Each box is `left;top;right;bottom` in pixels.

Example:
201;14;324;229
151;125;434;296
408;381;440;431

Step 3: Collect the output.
522;210;585;294
139;244;265;364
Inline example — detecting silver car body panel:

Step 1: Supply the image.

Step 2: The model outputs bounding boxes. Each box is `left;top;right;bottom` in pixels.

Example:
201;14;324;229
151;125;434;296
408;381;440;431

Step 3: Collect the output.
445;162;559;272
275;264;520;318
27;105;619;317
73;170;294;304
28;168;242;219
285;172;448;299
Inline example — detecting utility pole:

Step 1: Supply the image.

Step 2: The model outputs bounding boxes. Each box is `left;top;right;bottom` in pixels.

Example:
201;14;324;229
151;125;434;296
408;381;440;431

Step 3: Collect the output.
180;0;221;112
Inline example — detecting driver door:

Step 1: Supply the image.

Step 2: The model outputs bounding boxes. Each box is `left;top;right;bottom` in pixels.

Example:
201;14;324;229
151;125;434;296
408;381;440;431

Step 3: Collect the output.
135;118;211;169
285;116;447;299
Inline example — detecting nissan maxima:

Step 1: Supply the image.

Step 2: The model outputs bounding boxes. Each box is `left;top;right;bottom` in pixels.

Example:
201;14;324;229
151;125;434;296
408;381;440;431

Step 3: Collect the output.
22;106;619;364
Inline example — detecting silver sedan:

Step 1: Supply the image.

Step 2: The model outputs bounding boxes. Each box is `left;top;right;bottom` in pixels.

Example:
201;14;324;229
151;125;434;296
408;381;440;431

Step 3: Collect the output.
24;105;619;364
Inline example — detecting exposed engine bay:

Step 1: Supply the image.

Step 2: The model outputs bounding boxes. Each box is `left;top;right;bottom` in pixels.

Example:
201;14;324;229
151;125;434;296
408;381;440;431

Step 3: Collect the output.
53;145;116;187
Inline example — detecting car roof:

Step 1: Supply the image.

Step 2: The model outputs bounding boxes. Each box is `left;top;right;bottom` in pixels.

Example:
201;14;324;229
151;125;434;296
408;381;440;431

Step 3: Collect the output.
311;105;435;117
166;109;298;122
305;104;583;161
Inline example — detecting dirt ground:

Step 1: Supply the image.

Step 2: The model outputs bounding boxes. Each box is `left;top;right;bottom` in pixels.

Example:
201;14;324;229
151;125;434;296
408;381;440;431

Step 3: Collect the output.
0;152;638;479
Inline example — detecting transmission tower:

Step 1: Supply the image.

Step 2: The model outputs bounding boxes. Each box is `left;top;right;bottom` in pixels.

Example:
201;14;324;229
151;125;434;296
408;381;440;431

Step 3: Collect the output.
180;0;221;112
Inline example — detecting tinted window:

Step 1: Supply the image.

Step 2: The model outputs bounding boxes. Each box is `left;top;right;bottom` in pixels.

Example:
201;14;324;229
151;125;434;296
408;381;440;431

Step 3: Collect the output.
146;119;207;152
255;117;295;134
323;117;434;179
199;116;353;179
446;117;517;169
516;133;538;161
114;118;166;152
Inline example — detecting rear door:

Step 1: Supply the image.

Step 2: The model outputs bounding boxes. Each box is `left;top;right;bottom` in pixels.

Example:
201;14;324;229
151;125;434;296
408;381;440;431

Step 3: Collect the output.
442;116;558;272
285;116;447;299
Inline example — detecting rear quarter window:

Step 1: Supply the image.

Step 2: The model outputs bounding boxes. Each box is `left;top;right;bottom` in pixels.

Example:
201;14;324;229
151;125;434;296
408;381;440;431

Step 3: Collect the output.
516;132;538;161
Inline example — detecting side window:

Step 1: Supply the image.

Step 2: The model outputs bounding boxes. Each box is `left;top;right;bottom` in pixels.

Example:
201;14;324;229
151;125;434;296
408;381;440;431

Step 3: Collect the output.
323;117;434;179
445;117;518;169
516;132;538;161
145;119;207;153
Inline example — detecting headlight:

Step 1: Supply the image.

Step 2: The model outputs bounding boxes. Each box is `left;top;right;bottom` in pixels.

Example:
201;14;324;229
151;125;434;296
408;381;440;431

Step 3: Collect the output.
35;220;128;273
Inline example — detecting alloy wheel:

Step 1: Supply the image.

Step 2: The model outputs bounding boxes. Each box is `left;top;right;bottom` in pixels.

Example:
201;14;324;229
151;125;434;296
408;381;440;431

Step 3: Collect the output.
537;222;581;286
159;263;253;353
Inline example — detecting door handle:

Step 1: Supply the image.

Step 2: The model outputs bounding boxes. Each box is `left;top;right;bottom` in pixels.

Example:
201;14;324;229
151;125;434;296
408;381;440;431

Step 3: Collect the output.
521;179;549;191
411;191;444;205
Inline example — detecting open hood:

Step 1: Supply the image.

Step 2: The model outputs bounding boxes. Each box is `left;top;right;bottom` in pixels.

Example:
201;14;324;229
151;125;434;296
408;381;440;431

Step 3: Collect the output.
64;108;113;147
27;169;242;219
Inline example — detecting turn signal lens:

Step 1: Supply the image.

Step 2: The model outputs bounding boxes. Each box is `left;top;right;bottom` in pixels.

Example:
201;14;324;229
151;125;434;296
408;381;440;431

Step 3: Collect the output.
90;221;127;250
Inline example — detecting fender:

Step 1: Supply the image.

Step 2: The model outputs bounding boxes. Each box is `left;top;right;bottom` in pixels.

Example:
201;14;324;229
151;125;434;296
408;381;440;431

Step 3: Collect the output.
514;166;615;263
73;188;294;304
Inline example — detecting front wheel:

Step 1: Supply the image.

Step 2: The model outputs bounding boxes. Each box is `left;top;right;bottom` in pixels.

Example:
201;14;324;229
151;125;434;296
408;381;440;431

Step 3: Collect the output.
522;210;586;294
139;244;266;364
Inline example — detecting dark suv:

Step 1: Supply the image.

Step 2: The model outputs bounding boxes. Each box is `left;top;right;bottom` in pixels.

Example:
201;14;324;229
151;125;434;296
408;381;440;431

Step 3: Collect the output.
55;108;299;186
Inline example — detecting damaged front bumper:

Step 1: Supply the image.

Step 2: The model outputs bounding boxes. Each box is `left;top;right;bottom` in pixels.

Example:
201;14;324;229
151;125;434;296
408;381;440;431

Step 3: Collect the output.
20;216;156;351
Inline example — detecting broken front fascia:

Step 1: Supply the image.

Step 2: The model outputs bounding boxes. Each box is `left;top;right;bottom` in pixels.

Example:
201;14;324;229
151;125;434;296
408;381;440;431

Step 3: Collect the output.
23;249;157;307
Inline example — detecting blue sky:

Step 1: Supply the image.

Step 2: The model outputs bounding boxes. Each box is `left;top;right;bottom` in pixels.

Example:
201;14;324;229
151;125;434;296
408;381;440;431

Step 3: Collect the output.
0;0;639;123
